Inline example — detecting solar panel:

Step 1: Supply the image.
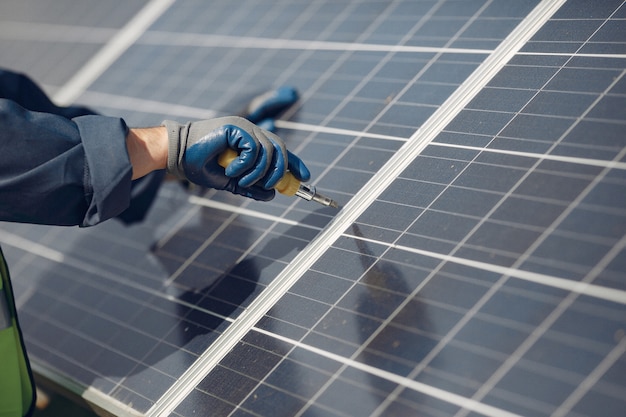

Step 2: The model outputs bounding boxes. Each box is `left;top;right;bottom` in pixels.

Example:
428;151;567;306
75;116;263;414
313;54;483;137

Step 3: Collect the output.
1;0;625;416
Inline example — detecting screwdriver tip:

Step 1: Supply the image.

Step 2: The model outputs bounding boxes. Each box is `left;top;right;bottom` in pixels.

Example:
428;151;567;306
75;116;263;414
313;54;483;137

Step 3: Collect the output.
310;191;340;209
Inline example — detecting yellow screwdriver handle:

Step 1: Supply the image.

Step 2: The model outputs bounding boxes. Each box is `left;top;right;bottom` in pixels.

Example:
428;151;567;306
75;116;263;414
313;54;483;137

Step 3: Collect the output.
218;148;301;196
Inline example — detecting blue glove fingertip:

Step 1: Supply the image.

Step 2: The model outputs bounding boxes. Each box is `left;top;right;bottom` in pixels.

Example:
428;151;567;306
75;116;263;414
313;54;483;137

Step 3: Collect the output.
287;151;311;182
246;86;299;123
257;118;276;133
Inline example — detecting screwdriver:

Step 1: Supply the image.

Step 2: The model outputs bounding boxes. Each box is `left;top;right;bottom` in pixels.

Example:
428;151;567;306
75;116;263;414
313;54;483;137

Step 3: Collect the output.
218;148;339;208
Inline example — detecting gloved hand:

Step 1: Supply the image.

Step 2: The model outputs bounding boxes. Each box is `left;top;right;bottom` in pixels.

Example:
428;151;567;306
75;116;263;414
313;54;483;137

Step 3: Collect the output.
163;116;310;201
245;86;299;124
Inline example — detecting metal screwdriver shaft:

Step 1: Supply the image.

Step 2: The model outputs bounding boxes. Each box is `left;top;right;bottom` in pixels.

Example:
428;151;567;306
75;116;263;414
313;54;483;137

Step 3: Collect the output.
293;182;339;208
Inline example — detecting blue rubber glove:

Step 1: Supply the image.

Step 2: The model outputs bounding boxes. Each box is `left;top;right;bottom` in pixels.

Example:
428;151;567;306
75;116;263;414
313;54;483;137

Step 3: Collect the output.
163;116;310;201
245;86;299;124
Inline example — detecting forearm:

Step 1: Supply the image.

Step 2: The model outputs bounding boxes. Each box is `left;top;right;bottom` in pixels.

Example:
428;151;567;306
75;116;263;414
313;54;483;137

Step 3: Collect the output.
126;126;168;179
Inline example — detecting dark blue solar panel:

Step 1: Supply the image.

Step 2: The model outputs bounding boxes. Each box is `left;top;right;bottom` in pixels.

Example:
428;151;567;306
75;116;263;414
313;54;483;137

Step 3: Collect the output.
1;0;625;416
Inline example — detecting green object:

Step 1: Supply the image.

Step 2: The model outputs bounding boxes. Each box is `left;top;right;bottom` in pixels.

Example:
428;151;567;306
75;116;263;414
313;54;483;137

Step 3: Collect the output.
0;248;35;417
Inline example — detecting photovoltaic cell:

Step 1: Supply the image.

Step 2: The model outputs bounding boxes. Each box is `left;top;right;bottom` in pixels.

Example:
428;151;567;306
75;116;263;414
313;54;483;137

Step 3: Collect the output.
0;0;625;416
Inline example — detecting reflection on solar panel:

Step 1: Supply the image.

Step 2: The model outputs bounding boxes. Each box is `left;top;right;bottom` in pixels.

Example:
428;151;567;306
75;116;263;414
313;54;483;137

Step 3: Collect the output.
1;0;625;416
